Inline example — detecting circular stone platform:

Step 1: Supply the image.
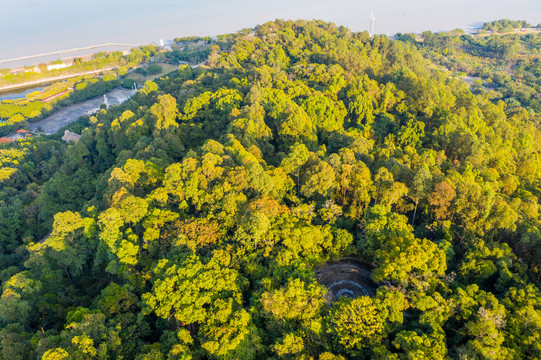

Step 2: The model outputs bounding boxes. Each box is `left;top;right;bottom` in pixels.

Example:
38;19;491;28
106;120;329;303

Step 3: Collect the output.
316;258;377;302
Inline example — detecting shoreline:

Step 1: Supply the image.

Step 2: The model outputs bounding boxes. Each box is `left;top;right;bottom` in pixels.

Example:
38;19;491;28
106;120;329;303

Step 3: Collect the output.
0;43;138;69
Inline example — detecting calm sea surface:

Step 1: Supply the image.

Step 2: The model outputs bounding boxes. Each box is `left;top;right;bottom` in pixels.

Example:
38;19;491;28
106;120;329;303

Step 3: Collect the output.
1;0;540;67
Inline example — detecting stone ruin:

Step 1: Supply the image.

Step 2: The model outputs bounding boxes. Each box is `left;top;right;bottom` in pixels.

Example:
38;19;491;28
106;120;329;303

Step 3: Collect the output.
62;130;81;143
316;257;378;302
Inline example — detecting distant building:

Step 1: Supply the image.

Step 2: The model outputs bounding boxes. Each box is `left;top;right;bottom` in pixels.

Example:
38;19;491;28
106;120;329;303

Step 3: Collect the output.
0;137;13;144
10;67;25;75
16;129;30;138
62;130;81;143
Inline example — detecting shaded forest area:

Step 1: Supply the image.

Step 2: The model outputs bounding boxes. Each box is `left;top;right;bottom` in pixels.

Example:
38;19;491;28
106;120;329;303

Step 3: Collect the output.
0;19;540;359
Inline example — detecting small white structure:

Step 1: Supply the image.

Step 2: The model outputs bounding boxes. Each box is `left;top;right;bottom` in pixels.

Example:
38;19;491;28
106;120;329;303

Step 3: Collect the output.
86;107;101;115
62;130;81;143
369;10;376;38
47;63;71;71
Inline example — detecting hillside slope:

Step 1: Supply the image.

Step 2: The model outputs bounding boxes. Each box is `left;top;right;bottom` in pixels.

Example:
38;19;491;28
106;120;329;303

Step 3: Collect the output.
0;20;540;359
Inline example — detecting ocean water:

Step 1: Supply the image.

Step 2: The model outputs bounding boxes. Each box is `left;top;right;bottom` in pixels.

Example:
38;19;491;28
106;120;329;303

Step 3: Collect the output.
1;0;540;66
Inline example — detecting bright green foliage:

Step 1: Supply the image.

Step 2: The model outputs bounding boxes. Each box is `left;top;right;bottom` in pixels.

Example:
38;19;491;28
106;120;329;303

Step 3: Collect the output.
27;211;95;279
0;18;540;360
392;330;447;360
502;285;541;359
318;353;345;360
373;167;408;209
55;312;122;360
199;298;251;356
273;333;305;357
450;285;511;360
458;238;518;289
140;80;158;95
266;90;317;149
344;81;375;129
0;272;42;326
362;205;447;283
42;348;70;360
301;93;347;133
150;94;179;131
142;255;240;323
142;255;249;356
261;278;326;332
95;282;138;317
327;289;406;356
329;149;373;217
301;160;337;199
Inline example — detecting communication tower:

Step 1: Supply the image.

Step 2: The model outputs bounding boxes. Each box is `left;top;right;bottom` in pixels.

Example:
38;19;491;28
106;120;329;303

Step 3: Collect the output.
369;10;376;38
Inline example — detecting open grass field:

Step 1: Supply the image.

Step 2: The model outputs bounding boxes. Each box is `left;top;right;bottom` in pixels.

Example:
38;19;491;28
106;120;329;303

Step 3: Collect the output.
126;63;179;82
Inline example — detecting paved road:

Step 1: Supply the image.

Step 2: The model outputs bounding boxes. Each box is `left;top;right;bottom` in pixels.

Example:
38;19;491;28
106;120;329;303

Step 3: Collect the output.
28;88;136;135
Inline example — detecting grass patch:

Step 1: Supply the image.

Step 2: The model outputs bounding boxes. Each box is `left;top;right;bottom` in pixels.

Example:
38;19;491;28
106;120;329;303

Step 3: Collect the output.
126;63;179;82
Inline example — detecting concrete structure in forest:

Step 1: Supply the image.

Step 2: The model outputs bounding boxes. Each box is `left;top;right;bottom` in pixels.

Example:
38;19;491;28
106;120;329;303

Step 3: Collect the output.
316;258;378;302
62;130;81;143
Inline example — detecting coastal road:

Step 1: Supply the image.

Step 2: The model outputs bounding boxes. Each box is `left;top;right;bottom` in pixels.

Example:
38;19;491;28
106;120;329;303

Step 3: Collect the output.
0;67;116;92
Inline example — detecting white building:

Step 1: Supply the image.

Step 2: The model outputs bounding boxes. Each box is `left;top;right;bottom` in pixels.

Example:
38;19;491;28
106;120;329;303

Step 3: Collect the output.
47;63;72;71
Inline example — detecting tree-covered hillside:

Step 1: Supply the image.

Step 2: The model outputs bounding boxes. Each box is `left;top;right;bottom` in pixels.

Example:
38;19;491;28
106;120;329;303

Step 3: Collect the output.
0;19;540;359
398;24;541;112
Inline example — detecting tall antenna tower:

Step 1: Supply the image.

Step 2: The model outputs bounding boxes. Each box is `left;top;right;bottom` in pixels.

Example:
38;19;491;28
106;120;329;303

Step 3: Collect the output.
369;9;376;38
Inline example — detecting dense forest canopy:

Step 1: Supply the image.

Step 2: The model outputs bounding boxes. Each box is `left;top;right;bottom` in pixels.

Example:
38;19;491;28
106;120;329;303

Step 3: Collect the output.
0;19;540;359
